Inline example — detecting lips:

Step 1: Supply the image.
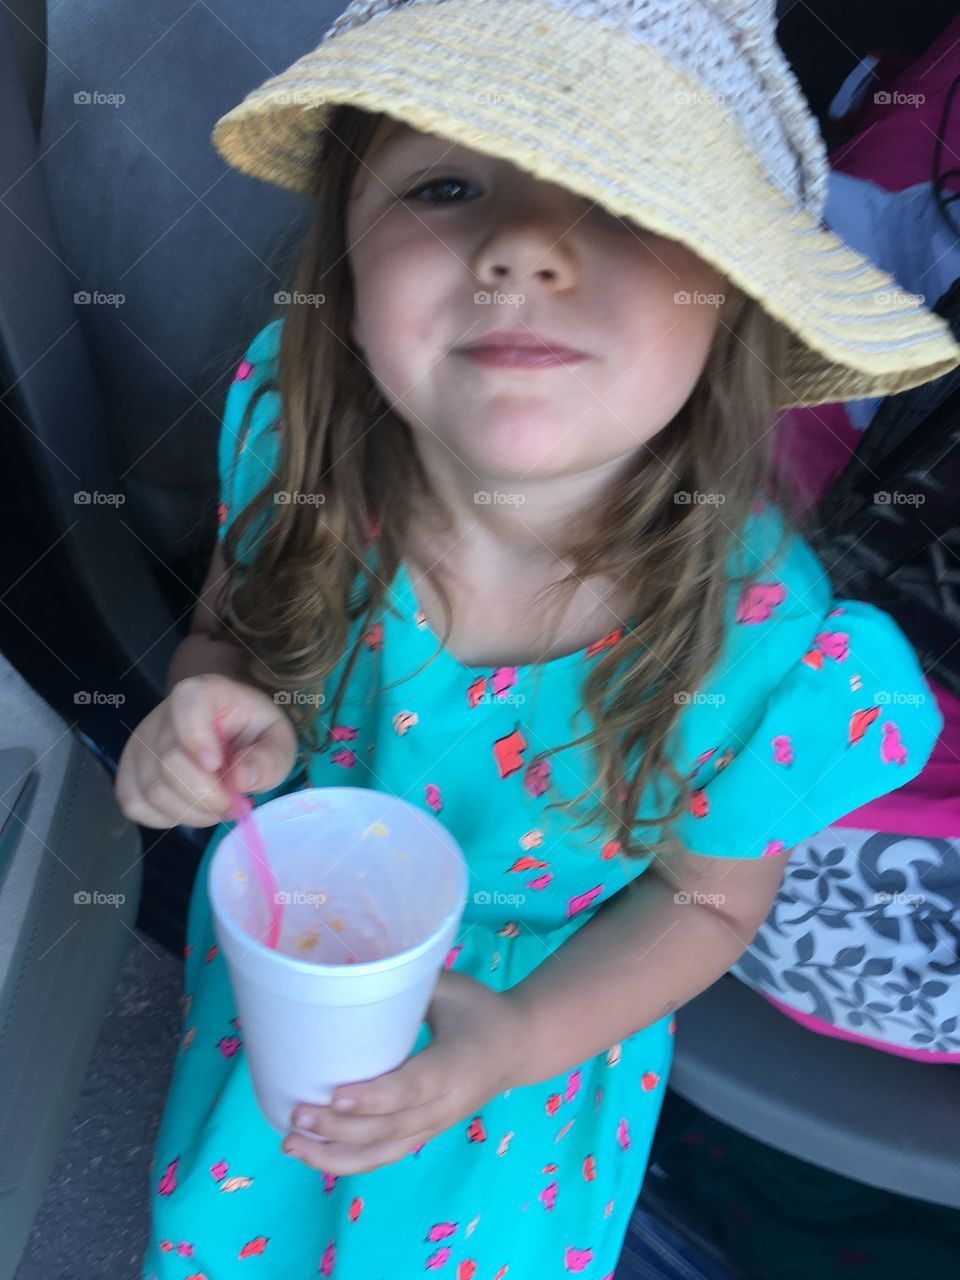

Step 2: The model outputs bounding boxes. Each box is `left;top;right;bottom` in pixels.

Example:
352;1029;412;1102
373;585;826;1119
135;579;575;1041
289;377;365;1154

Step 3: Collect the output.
455;329;588;359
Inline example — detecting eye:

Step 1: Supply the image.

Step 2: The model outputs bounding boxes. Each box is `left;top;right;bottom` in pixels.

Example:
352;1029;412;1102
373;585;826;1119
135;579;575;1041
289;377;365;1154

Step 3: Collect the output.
401;176;480;205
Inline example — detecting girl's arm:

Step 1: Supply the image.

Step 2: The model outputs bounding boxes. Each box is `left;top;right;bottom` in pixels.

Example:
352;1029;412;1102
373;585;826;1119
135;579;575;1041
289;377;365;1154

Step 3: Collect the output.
502;846;792;1088
165;542;250;694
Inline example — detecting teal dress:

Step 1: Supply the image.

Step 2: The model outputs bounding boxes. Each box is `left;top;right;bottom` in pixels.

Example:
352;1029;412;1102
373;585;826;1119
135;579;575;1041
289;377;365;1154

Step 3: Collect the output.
143;320;943;1280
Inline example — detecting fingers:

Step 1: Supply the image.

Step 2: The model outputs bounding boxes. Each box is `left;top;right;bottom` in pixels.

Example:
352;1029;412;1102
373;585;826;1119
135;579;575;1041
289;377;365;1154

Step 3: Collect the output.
114;674;299;831
168;676;296;793
290;1096;439;1148
116;739;234;829
281;1124;436;1176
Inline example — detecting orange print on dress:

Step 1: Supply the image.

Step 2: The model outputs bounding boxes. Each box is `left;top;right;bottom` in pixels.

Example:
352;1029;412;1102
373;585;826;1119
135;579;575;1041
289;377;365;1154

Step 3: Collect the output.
456;1262;478;1280
583;1154;596;1181
180;1026;196;1053
546;1093;562;1116
393;710;418;735
497;1131;514;1156
606;1044;621;1066
219;1176;253;1193
519;829;545;850
641;1072;660;1092
601;839;620;860
239;1236;269;1260
735;581;786;624
688;788;709;819
363;621;384;651
555;1119;575;1142
493;727;526;779
444;943;463;968
497;922;520;938
217;501;228;528
348;1196;363;1221
508;854;549;873
585;627;624;657
849;705;882;745
466;1115;486;1143
468;675;488;708
564;1244;594;1272
205;945;218;964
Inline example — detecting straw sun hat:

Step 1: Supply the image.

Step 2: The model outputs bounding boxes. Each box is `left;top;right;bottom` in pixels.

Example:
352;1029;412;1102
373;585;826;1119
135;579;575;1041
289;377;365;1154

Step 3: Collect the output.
210;0;960;409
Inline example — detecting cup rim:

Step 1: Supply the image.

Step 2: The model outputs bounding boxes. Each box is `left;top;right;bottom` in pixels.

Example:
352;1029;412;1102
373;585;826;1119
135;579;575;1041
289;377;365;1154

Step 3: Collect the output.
207;786;468;976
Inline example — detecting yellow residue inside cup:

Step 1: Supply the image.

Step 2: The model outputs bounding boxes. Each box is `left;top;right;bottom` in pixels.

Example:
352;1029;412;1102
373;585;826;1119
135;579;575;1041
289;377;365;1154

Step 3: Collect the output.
362;820;390;838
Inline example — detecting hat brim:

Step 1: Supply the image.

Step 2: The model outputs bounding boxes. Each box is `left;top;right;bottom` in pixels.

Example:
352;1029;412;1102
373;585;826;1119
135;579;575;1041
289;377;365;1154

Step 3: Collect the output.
210;0;960;409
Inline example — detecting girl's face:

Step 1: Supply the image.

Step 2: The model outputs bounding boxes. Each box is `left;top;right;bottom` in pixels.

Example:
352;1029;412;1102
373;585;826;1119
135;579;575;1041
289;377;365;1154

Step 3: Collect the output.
346;118;727;485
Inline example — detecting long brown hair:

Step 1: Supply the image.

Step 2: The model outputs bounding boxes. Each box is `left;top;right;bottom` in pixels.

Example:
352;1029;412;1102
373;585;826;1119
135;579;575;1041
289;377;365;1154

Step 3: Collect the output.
215;102;816;868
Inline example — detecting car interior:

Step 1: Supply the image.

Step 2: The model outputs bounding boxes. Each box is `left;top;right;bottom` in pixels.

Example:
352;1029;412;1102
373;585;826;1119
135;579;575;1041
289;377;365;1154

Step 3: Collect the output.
1;1;958;1277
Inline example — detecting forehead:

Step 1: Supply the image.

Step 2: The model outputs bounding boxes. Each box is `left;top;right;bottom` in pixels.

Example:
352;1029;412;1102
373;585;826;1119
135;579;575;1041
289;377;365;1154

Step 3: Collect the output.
368;117;418;159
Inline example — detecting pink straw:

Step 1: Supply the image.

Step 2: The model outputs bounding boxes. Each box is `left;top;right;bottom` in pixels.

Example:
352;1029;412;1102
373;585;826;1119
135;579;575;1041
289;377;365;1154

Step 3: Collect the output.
213;714;283;950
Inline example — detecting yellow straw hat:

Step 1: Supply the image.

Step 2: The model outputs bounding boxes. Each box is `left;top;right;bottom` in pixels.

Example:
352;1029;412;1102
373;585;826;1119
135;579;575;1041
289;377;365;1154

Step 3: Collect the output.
210;0;960;409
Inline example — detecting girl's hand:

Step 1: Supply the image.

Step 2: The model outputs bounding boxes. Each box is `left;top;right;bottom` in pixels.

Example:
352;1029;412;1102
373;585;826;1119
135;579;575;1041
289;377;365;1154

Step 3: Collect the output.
282;969;522;1175
114;673;298;829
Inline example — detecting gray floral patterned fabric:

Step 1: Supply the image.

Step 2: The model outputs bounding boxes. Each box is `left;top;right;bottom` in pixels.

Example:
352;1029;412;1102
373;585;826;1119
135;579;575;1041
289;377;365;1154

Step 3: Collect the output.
730;827;960;1056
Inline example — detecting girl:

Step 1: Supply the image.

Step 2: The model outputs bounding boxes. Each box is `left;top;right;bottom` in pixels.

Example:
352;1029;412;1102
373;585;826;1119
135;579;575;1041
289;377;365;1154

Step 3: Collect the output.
115;2;960;1276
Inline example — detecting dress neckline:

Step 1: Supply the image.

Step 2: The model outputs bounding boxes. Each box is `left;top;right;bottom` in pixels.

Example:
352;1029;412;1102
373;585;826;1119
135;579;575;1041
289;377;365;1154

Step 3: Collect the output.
388;558;633;677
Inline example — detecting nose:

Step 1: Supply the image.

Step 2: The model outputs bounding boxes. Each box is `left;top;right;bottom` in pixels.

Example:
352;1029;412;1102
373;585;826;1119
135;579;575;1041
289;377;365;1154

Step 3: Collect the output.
473;196;580;291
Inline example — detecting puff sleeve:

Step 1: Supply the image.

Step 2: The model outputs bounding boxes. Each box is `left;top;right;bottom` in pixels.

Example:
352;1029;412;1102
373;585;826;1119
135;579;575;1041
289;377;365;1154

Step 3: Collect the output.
216;318;285;563
665;500;945;859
